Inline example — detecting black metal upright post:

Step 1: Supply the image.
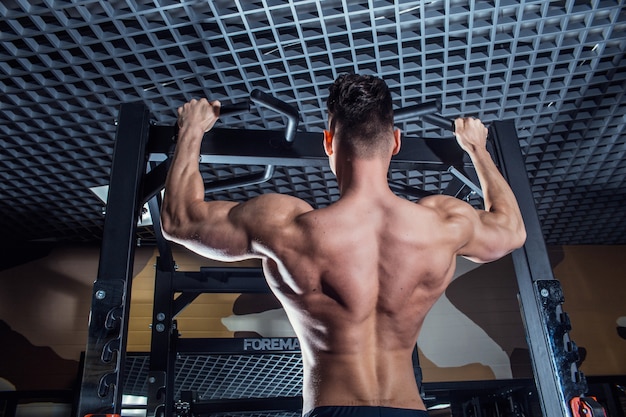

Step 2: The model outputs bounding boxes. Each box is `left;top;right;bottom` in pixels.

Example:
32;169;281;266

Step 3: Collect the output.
76;102;151;417
145;193;178;417
489;120;586;417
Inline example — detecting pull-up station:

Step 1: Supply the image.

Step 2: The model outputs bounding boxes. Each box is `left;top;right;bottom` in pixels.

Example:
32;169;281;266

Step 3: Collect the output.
76;90;593;417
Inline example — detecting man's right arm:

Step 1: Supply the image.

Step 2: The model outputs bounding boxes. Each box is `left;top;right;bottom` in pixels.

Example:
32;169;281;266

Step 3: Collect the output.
424;118;526;263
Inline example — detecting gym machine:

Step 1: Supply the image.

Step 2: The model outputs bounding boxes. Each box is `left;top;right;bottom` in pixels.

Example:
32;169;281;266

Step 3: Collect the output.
76;90;600;417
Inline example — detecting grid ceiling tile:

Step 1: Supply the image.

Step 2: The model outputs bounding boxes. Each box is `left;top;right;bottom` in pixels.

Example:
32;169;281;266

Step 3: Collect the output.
0;0;625;245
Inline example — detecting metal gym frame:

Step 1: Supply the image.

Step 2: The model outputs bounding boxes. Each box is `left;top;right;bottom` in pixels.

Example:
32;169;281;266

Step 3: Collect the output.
76;96;590;417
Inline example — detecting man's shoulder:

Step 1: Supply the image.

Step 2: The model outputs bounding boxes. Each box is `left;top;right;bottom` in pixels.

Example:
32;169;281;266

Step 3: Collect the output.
417;194;457;208
416;194;474;217
250;193;314;211
242;193;315;230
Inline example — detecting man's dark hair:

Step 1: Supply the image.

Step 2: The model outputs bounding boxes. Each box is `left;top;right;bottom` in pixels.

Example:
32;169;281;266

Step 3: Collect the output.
327;73;394;156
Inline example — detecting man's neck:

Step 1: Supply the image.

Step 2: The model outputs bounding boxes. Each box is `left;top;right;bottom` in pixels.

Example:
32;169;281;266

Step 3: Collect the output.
335;156;392;197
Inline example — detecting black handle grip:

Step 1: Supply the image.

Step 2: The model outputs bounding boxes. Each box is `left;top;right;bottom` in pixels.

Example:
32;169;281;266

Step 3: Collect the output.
250;89;299;120
171;101;251;141
393;101;455;132
393;101;441;122
220;101;250;117
250;89;299;143
422;113;456;132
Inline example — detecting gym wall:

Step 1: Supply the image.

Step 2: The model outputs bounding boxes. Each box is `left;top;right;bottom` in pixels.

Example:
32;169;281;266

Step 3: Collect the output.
0;245;624;390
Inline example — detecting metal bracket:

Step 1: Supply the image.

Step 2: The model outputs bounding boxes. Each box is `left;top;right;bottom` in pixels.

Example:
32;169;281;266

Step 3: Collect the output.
147;371;167;417
536;280;587;398
448;166;483;198
79;279;125;413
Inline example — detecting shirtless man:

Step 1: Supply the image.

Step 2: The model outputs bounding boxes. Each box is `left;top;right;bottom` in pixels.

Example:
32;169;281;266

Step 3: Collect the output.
161;74;526;417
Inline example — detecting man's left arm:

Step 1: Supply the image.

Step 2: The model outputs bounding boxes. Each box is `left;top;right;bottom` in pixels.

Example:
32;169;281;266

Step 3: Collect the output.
160;98;310;262
160;98;245;260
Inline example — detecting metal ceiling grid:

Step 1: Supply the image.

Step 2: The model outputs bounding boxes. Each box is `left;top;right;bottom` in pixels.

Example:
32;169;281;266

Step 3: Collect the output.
0;0;626;245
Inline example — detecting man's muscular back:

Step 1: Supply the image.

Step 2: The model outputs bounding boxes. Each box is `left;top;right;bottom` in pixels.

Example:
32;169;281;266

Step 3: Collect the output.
258;191;463;411
162;81;526;416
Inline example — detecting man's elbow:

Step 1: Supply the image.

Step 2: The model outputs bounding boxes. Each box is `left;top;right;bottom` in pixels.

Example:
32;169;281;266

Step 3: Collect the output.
497;222;526;257
490;225;526;261
160;208;181;242
514;226;527;249
481;225;527;263
510;217;527;250
498;212;526;254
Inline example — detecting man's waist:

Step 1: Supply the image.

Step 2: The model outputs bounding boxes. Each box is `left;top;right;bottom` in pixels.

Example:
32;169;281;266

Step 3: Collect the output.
304;405;429;417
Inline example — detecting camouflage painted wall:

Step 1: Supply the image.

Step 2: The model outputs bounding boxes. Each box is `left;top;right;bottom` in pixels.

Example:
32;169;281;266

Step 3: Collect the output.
0;244;624;390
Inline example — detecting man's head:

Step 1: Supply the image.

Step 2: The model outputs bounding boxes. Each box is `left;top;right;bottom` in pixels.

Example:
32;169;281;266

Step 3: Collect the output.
325;73;397;158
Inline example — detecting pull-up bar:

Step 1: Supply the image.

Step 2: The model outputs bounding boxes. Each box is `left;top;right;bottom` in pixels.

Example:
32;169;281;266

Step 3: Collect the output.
190;91;457;146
